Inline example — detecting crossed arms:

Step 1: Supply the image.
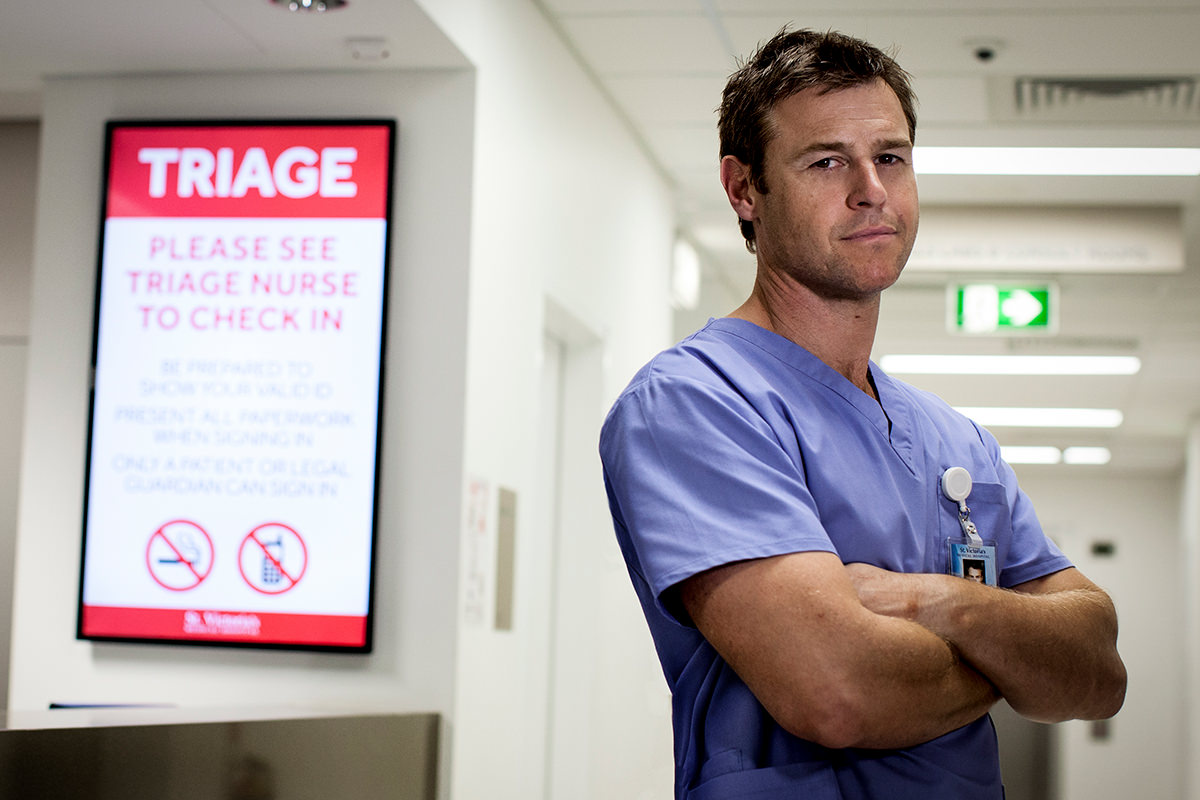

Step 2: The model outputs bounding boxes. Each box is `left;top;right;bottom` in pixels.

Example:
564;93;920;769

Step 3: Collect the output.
679;550;1127;750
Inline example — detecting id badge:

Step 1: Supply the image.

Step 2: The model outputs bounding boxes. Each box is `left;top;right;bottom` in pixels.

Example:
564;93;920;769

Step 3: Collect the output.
941;466;997;586
948;539;997;586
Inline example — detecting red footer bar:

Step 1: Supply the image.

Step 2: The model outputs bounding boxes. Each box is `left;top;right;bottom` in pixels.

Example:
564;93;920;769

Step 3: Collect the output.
82;605;367;648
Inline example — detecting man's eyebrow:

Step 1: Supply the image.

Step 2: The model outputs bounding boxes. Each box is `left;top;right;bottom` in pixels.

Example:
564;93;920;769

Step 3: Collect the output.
800;141;849;155
796;137;913;157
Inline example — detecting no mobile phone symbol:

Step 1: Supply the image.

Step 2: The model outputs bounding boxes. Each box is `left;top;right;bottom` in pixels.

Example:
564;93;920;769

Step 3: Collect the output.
239;522;308;595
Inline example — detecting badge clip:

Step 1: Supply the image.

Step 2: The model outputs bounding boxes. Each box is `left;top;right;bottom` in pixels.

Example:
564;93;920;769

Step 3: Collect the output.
941;466;981;545
941;467;998;585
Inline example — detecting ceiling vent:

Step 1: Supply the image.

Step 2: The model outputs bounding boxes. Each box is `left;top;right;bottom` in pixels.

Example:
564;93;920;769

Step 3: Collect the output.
991;76;1200;122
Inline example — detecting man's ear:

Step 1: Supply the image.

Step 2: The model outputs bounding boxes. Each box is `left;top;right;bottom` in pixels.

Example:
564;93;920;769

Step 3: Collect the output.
720;155;757;223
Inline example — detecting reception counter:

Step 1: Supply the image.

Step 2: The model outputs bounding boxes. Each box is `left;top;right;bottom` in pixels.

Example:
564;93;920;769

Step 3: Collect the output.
0;707;439;799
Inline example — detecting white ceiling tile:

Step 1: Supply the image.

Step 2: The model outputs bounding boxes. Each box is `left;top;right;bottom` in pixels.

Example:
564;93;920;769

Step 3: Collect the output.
558;15;733;74
604;74;728;125
911;76;991;124
641;125;719;171
719;10;1200;76
543;0;703;13
719;15;899;60
0;0;466;89
715;0;1196;10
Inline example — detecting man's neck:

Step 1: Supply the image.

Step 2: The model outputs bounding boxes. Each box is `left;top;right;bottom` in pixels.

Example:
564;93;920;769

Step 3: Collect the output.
729;275;881;398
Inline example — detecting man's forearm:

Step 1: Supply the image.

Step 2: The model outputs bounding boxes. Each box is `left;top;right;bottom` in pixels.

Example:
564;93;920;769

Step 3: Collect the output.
682;552;1001;750
817;613;1001;749
848;565;1127;723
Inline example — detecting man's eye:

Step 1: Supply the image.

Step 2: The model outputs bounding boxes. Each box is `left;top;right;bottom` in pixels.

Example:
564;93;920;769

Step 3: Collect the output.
878;154;904;165
811;157;836;169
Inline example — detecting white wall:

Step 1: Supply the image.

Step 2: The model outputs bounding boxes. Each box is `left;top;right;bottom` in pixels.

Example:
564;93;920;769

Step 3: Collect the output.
0;123;36;340
9;69;475;720
1016;469;1184;799
0;122;38;711
415;2;678;798
1185;422;1200;800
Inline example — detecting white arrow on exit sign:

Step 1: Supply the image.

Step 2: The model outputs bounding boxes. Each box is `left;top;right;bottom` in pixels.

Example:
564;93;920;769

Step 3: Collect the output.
1000;290;1044;326
951;284;1058;334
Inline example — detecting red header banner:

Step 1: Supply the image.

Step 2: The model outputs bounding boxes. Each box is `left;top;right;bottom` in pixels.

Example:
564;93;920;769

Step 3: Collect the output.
106;124;393;219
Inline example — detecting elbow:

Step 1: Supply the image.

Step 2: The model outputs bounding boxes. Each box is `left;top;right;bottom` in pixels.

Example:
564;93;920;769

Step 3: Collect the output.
1076;648;1128;722
1088;658;1128;720
771;685;882;750
1010;654;1128;724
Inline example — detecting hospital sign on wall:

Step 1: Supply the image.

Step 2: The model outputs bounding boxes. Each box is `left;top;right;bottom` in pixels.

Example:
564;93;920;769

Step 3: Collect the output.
77;120;395;652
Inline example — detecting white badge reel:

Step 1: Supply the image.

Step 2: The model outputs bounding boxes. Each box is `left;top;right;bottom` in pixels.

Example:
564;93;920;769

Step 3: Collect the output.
941;467;997;585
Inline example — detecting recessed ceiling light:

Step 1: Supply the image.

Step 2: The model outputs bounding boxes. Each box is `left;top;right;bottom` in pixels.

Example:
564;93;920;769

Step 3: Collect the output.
879;354;1141;376
954;407;1124;428
272;0;347;12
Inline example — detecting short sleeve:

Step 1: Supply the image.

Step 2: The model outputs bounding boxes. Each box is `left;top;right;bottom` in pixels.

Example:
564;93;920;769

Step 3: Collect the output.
600;367;838;616
973;421;1071;587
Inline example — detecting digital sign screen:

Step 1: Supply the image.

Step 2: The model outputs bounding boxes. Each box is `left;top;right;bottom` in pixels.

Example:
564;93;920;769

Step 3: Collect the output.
77;120;395;651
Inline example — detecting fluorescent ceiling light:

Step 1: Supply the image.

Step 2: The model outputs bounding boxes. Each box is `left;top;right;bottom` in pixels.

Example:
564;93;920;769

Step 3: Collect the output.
1000;445;1113;465
671;238;701;311
914;146;1200;176
1001;446;1063;465
955;407;1124;428
879;354;1141;376
1063;446;1112;465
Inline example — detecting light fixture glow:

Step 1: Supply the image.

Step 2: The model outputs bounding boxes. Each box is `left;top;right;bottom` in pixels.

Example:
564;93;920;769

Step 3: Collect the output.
954;407;1124;428
1001;446;1063;465
273;0;346;11
998;445;1113;465
1063;446;1112;465
914;146;1200;176
879;354;1141;376
671;238;702;310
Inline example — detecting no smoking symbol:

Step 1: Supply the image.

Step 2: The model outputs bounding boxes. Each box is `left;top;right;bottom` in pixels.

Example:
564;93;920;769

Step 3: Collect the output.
238;522;308;595
146;520;214;592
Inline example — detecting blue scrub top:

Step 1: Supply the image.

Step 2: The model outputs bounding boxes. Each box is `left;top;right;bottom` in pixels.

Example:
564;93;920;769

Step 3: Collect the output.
600;318;1071;800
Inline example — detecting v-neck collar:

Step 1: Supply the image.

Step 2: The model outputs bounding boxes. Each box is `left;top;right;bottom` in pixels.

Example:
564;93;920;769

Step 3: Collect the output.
706;317;918;474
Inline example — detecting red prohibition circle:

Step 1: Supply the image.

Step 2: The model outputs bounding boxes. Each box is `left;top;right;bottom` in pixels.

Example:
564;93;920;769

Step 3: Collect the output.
238;522;308;595
145;519;214;592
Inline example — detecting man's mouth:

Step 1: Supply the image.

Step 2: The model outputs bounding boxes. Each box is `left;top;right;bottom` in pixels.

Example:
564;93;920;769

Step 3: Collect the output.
842;225;896;242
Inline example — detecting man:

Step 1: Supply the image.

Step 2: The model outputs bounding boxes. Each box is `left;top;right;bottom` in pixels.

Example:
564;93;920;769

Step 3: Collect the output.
599;27;1126;799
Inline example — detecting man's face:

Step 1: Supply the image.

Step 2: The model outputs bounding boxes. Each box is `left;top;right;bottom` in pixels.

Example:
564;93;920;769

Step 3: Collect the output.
748;79;918;300
966;566;985;583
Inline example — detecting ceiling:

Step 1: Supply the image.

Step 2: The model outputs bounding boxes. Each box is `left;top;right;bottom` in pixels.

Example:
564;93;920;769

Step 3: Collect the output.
2;0;1199;474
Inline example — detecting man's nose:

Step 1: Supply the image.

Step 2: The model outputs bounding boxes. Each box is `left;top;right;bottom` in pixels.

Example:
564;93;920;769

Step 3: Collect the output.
848;162;887;208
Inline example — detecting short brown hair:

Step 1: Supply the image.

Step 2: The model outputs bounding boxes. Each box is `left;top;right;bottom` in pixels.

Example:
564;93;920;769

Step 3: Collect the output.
718;27;917;252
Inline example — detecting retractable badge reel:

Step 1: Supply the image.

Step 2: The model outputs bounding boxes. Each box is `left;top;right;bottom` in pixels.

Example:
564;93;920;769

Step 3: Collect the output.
941;467;997;586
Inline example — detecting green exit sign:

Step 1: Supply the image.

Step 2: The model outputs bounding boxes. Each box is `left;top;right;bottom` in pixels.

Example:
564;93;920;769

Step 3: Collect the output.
951;283;1058;334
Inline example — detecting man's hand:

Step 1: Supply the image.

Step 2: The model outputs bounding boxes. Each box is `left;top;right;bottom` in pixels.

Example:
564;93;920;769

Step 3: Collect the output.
843;562;925;620
845;562;1126;723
